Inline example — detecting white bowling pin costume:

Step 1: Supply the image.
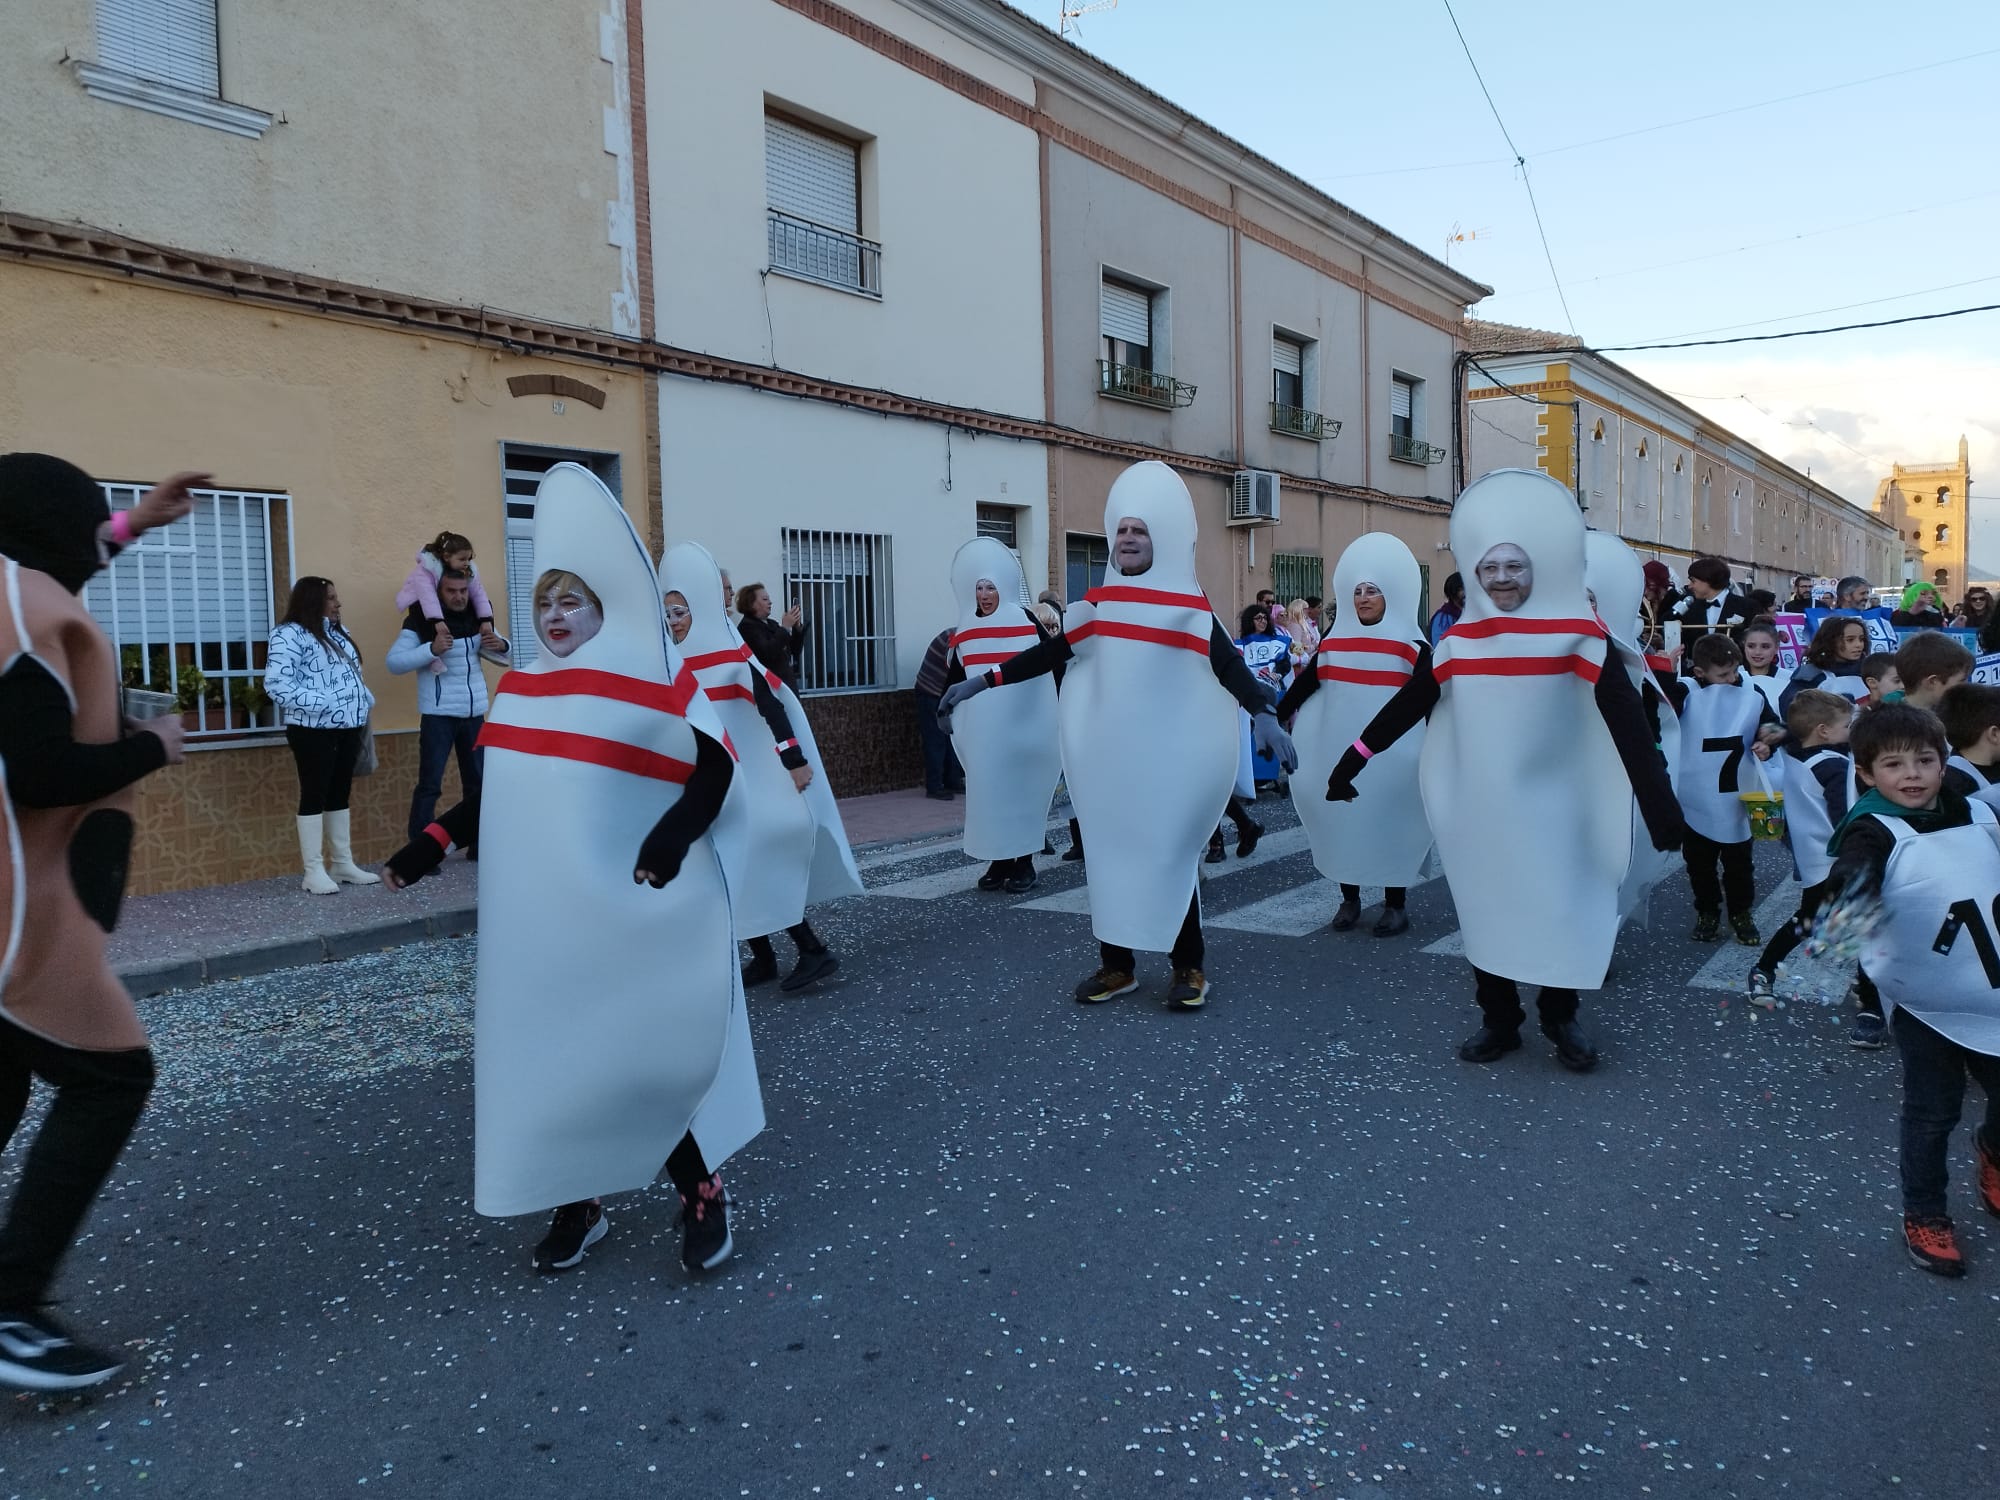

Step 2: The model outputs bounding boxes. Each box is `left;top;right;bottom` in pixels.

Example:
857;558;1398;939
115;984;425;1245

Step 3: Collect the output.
1859;801;2000;1054
948;538;1062;862
660;540;861;934
473;465;761;1218
1060;462;1239;951
1948;755;2000;809
1291;533;1433;888
1423;469;1633;991
1585;531;1681;919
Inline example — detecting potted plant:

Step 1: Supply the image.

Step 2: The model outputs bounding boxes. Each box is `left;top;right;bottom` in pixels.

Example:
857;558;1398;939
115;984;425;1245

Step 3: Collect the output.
175;664;209;730
231;677;272;728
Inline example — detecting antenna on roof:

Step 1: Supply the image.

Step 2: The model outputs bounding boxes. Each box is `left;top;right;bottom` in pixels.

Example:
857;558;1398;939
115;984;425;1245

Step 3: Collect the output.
1061;0;1118;36
1443;222;1492;266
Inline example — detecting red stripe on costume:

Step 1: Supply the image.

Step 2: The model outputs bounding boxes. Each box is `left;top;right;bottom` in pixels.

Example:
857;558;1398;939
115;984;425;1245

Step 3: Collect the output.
1067;619;1211;655
953;624;1036;645
1317;665;1415;687
1444;616;1606;641
478;723;695;782
682;646;753;672
1645;653;1674;671
702;683;757;703
958;651;1020;668
1317;636;1420;662
1084;585;1212;610
494;667;696;717
1434;655;1603;684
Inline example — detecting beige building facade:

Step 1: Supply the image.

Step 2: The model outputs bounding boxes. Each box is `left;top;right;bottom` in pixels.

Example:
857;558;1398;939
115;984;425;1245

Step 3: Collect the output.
1874;438;1973;603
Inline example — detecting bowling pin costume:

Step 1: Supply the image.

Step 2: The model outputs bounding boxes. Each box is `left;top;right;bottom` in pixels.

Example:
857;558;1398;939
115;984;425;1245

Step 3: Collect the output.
1946;755;2000;810
1855;801;2000;1052
1673;680;1766;846
473;465;761;1217
947;538;1062;862
660;540;860;937
1282;533;1433;889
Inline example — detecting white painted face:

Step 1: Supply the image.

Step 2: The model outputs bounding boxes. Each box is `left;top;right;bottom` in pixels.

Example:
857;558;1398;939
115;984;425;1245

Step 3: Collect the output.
538;583;603;658
1476;543;1534;613
974;579;1000;617
1353;582;1386;627
663;589;692;645
1113;516;1154;574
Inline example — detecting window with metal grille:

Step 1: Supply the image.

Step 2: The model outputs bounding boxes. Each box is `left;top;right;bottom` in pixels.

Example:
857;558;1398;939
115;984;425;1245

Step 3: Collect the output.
500;444;624;668
1270;552;1324;608
975;504;1034;604
96;0;219;95
1272;336;1304;410
1065;533;1108;604
765;113;878;297
782;529;895;693
82;481;291;739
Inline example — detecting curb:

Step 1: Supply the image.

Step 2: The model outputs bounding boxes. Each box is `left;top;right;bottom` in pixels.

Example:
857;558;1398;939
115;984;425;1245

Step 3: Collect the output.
121;904;478;1000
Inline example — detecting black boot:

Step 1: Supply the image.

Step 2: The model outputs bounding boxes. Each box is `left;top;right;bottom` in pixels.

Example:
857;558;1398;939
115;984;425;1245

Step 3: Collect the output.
1234;816;1264;858
977;860;1008;891
1371;907;1409;937
741;937;777;988
1542;1020;1599;1072
1003;856;1037;894
1329;898;1361;931
1062;818;1084;862
1459;1026;1522;1064
1205;830;1226;864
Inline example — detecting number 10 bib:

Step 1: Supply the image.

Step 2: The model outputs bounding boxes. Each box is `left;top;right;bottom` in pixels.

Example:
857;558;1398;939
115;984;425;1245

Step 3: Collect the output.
1861;802;2000;1055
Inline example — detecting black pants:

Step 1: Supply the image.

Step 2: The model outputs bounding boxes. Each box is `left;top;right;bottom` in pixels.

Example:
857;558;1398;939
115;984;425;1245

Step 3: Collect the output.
1755;878;1829;976
747;921;825;961
1472;965;1578;1031
1893;1009;2000;1218
0;1016;155;1312
410;714;483;840
913;692;964;795
1683;830;1754;917
286;725;364;816
565;1132;711;1216
1340;883;1407;910
1101;892;1204;973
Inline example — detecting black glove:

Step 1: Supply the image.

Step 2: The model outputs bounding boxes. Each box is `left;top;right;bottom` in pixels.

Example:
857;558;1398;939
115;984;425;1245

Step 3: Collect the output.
1324;775;1358;803
634;823;693;889
936;674;989;733
1649;818;1685;854
385;831;448;888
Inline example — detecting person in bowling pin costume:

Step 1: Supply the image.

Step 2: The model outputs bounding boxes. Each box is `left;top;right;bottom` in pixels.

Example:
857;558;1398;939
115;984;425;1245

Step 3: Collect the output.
938;462;1295;1010
945;538;1063;895
1325;470;1682;1071
1272;533;1434;937
437;465;760;1277
659;540;861;991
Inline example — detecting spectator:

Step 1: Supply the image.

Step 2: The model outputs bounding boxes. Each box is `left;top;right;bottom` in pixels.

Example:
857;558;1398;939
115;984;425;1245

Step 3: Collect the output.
1786;574;1814;609
1639;561;1673;651
1747;588;1778;620
1958;584;1993;635
1303;594;1325;635
264;577;377;895
386;567;510;853
1892;581;1949;630
1255;587;1279;614
736;582;806;694
912;626;965;801
1236;603;1293;701
1284;598;1321;664
1427;571;1465;645
1667;555;1753;640
1835;574;1872;610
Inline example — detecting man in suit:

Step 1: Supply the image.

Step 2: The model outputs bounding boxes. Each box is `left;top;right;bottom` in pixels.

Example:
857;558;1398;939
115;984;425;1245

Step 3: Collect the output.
1668;556;1754;644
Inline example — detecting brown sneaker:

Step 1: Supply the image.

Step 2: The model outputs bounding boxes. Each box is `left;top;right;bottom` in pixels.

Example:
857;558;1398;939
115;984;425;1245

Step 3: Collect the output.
1073;968;1137;1005
1977;1135;2000;1219
1904;1215;1965;1277
1166;968;1209;1010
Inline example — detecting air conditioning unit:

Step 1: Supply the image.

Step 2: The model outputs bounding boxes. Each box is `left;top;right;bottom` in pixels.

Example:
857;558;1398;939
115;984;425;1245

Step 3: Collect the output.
1229;469;1280;526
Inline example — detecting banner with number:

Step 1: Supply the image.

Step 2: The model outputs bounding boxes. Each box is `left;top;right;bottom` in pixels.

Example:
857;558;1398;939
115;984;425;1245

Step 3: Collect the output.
1974;653;2000;685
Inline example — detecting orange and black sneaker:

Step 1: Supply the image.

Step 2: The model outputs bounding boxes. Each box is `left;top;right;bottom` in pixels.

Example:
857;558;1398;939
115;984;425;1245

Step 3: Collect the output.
1976;1134;2000;1219
1073;968;1137;1005
1166;968;1209;1010
1904;1215;1965;1277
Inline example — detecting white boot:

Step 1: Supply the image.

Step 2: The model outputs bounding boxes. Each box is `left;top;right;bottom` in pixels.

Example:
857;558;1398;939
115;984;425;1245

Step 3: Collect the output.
297;814;339;895
324;808;380;886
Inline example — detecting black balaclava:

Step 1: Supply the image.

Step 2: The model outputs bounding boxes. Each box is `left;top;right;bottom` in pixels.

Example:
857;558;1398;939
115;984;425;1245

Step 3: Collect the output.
0;452;111;595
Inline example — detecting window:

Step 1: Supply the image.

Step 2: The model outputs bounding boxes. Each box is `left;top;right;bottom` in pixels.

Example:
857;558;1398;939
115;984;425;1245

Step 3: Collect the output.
97;0;218;95
1065;533;1109;604
1271;552;1324;607
1390;376;1418;441
500;443;624;668
765;112;879;297
1730;485;1743;535
976;504;1033;604
1937;523;1952;545
782;529;895;693
1699;475;1711;528
1938;487;1951;506
1272;336;1304;411
1099;276;1191;407
82;480;291;739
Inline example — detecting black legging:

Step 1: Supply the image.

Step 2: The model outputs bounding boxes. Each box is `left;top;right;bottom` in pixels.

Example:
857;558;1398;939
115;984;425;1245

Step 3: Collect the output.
286;725;364;815
1340;883;1407;910
746;921;826;962
1100;891;1204;973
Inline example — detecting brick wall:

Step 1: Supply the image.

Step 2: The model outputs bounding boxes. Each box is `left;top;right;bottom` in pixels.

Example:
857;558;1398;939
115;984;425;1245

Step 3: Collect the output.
802;690;922;797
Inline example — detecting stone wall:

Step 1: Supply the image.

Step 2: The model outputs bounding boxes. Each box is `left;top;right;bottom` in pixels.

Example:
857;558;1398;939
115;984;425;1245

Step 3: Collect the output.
803;690;922;798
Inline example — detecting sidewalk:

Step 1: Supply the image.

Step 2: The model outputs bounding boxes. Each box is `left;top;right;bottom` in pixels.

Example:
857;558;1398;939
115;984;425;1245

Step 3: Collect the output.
114;787;973;998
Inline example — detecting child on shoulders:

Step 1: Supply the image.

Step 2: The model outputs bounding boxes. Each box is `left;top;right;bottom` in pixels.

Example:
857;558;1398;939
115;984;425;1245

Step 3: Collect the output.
396;530;496;654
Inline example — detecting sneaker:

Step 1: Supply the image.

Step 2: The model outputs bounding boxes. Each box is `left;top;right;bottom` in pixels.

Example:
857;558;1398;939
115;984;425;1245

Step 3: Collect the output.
1328;898;1361;932
532;1201;607;1273
1073;967;1138;1005
1850;1011;1889;1050
1234;818;1264;859
679;1174;734;1273
1166;968;1209;1010
0;1311;123;1393
1690;912;1720;943
1745;969;1777;1009
780;948;840;992
1731;914;1761;946
1904;1214;1965;1277
1976;1134;2000;1218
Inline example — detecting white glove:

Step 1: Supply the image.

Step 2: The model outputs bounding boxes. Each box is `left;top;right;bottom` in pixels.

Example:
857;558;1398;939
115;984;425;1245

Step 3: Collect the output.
937;675;988;733
1252;712;1297;773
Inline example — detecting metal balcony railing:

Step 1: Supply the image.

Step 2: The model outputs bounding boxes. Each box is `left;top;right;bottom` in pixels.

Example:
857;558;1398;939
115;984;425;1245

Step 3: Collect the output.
767;209;882;298
1270;402;1339;441
1098;359;1196;408
1388;432;1447;465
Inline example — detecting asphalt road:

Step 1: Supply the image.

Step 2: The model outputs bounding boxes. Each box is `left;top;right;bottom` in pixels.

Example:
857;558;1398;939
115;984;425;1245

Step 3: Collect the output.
4;797;1997;1499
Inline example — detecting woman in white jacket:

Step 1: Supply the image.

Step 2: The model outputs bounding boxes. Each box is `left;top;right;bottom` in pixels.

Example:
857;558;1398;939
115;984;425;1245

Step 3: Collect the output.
264;576;378;893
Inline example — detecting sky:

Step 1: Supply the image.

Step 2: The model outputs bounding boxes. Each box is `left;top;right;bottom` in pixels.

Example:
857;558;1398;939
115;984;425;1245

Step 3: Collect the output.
1037;0;2000;571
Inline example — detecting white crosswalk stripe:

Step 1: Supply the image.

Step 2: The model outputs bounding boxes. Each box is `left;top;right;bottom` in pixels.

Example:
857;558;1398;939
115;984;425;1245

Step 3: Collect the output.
1009;826;1317;916
1686;882;1800;991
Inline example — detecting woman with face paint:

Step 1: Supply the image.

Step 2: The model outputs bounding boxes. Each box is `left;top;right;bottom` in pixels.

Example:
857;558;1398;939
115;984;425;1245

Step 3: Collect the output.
0;454;205;1391
1324;471;1683;1072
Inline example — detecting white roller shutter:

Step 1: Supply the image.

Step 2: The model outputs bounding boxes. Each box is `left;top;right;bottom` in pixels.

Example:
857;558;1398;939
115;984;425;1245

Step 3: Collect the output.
1100;280;1152;345
97;0;220;95
765;116;859;232
504;535;539;667
1273;338;1303;377
1390;378;1415;421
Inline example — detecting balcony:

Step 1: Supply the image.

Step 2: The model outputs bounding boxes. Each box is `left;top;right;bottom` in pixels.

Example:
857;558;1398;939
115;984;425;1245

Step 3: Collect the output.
1270;402;1339;441
1388;432;1447;465
1099;359;1196;409
767;209;882;299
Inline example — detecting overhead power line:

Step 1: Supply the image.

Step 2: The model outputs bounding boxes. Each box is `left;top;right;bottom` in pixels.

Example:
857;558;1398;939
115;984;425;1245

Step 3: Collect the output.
1440;0;1577;335
1634;274;2000;343
1475;299;2000;358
